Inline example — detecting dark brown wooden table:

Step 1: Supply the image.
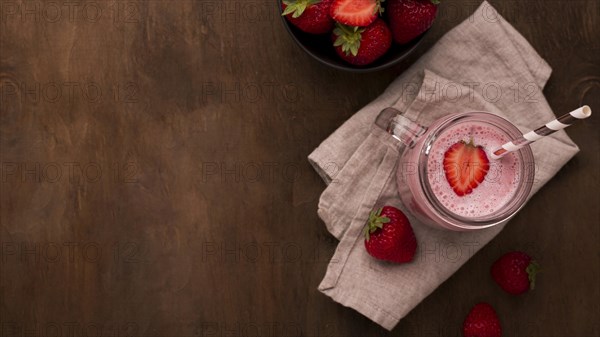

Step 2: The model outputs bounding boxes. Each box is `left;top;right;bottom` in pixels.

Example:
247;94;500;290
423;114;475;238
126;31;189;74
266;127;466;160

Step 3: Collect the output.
1;0;598;336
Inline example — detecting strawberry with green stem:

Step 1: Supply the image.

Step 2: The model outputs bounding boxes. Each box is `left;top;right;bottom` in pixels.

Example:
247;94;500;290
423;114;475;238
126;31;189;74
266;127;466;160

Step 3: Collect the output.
332;19;392;66
282;0;334;34
364;206;417;263
491;251;540;295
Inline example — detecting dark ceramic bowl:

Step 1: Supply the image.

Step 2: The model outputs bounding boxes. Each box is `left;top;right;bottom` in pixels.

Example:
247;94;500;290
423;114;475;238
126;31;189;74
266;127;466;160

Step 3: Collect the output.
277;1;428;73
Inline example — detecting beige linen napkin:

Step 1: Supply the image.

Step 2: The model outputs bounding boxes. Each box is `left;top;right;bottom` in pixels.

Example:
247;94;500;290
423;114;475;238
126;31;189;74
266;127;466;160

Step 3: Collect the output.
308;1;579;331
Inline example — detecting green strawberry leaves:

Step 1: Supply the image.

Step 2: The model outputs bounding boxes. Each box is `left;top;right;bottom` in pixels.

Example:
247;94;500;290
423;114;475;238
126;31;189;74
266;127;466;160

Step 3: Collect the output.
526;260;541;290
364;207;391;241
375;0;386;15
282;0;321;18
333;23;366;57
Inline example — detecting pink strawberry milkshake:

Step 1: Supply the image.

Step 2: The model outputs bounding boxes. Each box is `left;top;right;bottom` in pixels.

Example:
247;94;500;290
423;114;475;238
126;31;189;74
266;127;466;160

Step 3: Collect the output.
426;121;521;218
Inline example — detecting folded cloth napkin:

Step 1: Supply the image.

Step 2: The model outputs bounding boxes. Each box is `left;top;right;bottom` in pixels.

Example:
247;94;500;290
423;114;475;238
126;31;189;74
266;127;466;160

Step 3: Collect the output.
308;1;580;331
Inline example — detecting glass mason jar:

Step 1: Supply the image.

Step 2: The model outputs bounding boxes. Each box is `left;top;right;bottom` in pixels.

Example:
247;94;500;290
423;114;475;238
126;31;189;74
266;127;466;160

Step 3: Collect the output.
375;108;535;231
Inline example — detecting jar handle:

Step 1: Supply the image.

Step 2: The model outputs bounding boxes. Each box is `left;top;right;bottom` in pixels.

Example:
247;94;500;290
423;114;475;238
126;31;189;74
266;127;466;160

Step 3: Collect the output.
375;108;427;147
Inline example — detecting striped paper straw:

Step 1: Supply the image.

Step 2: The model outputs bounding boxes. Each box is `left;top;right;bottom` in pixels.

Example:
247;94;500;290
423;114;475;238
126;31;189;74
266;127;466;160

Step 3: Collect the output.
491;106;592;160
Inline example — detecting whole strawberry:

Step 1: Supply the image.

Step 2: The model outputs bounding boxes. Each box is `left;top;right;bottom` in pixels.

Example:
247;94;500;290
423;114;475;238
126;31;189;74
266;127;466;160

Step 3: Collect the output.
491;251;540;295
463;303;502;337
282;0;334;34
332;19;392;66
387;0;439;44
364;206;417;263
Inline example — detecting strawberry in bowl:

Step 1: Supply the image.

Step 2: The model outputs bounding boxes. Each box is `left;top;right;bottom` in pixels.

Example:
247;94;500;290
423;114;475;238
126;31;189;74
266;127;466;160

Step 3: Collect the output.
387;0;440;44
278;0;440;71
282;0;335;34
330;0;383;27
332;19;392;66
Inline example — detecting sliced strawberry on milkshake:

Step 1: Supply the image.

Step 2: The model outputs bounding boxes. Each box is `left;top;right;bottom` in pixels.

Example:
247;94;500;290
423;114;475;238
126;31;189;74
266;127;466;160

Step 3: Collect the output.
443;139;490;196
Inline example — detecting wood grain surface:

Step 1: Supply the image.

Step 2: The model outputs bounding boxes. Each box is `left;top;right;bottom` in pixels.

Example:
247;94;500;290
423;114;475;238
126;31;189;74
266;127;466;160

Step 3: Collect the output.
1;0;599;336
